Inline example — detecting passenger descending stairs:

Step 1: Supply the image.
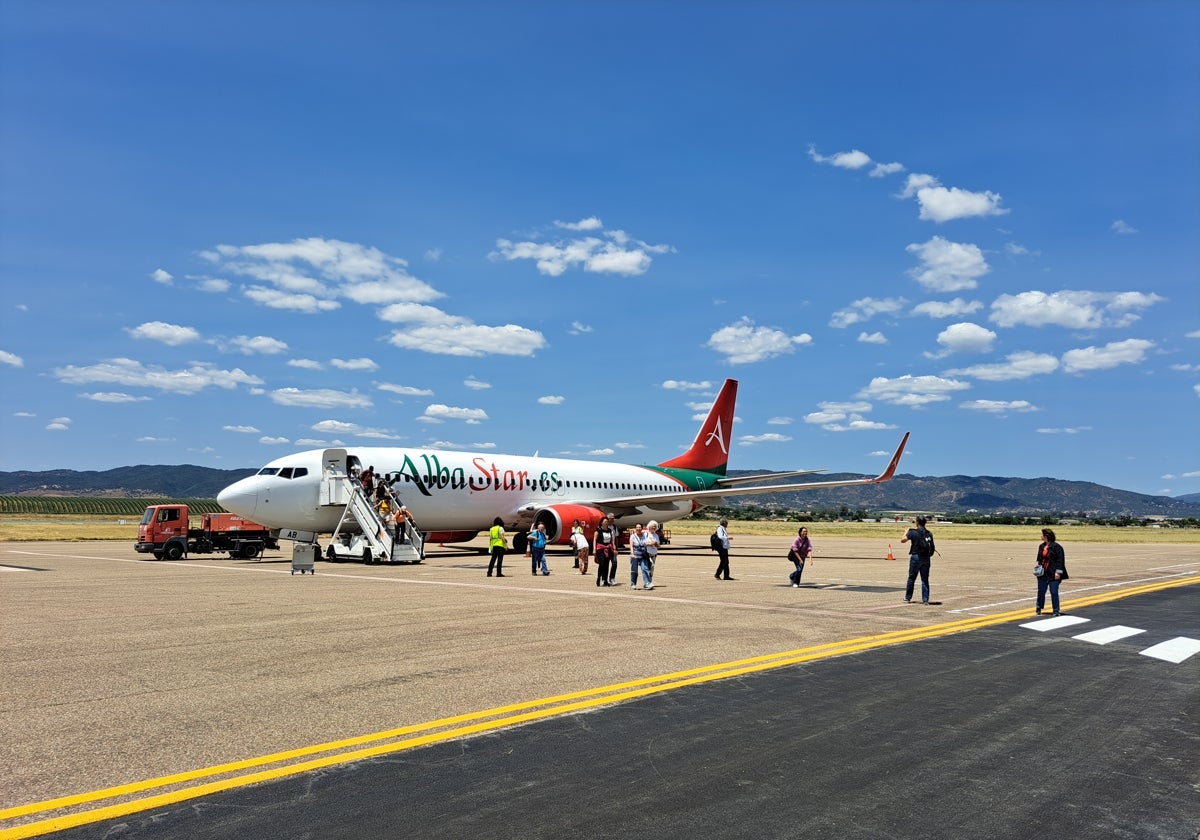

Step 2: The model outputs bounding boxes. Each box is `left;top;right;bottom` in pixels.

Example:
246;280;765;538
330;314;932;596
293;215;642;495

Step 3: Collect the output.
325;473;424;564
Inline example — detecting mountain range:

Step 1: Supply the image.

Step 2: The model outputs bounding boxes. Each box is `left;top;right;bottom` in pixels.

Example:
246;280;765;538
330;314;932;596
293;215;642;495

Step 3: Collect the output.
2;464;1199;518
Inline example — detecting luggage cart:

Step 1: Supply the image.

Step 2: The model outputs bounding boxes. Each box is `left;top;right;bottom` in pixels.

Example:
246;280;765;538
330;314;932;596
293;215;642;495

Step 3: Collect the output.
291;542;318;575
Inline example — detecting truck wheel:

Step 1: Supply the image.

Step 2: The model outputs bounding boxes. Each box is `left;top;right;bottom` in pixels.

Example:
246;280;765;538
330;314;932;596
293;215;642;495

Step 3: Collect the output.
240;543;260;559
362;547;373;565
325;545;336;561
152;551;164;561
164;543;184;561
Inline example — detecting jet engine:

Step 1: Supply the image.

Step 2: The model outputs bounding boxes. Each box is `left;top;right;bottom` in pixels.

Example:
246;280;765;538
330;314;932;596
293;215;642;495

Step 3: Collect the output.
532;505;607;544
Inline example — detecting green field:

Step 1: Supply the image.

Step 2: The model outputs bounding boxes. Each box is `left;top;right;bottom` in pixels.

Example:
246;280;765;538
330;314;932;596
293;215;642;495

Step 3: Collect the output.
0;497;222;516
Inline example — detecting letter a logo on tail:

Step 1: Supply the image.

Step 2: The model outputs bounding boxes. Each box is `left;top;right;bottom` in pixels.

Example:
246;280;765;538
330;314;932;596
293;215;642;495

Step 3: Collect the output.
658;379;738;476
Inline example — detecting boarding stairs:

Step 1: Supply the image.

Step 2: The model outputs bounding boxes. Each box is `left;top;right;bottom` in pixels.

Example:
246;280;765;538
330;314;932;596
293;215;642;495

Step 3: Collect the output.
324;473;424;564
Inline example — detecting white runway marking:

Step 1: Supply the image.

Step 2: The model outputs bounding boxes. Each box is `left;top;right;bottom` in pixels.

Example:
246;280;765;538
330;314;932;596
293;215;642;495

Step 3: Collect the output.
1072;625;1146;645
1139;637;1200;664
1020;615;1090;631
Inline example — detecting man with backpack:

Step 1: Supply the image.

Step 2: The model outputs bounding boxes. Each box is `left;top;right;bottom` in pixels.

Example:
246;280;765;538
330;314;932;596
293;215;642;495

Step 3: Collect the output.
900;516;936;604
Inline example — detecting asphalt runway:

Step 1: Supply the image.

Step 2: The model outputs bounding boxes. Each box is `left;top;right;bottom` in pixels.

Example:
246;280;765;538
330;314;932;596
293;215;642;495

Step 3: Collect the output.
2;535;1197;838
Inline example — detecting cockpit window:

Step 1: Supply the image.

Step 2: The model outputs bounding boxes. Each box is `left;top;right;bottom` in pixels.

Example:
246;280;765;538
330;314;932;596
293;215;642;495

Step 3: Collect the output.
279;468;294;479
256;467;279;476
293;467;307;478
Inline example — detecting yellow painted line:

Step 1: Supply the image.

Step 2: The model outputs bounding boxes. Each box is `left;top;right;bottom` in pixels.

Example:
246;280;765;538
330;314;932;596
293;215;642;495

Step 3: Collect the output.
2;573;1195;839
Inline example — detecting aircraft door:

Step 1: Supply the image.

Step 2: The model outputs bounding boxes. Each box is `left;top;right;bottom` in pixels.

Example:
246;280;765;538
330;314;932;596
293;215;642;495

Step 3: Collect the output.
320;448;350;506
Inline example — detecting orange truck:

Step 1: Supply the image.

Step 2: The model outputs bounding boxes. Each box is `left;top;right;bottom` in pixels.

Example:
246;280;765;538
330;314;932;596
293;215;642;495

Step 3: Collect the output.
135;504;278;560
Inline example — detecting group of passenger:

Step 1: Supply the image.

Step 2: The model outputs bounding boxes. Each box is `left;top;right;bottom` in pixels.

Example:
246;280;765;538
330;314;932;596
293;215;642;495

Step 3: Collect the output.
484;515;1071;615
484;517;664;589
350;464;414;545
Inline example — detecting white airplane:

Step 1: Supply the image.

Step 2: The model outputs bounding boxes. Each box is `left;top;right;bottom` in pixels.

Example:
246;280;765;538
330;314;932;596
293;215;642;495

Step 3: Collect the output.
217;378;909;554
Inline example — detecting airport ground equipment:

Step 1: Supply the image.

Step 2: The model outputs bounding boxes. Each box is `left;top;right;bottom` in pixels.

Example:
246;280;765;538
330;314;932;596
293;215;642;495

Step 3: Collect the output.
323;470;424;564
135;505;278;560
291;542;318;574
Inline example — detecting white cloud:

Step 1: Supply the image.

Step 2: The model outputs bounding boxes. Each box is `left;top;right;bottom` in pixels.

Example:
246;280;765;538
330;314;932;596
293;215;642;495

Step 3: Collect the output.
807;146;872;170
739;433;793;445
707;317;812;364
568;321;593;335
312;420;361;434
270;388;373;409
422;404;489;424
662;380;712;391
767;416;793;425
829;297;907;328
377;383;434;397
308;419;398;439
424;248;442;261
136;435;173;443
229;335;288;355
870;162;905;178
388;323;547;357
1037;426;1091;435
933;322;997;355
945;351;1060;381
912;298;984;319
259;436;291;445
906;236;990;292
223;424;261;433
55;358;263;394
615;442;646;450
288;358;324;370
990;290;1164;329
858;374;971;407
206;238;443;314
538;395;565;405
555;216;604;231
80;392;151;403
1061;338;1154;373
491;220;673;277
243;286;341;313
331;357;378;371
464;377;491;390
151;268;173;284
1111;220;1138;234
803;401;891;431
960;399;1038;413
899;173;1008;222
0;350;24;367
126;321;201;346
194;277;231;293
588;447;615;456
857;331;888;344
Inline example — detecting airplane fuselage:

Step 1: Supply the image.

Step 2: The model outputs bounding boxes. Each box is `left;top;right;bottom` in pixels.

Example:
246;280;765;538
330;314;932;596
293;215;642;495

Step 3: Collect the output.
217;446;705;541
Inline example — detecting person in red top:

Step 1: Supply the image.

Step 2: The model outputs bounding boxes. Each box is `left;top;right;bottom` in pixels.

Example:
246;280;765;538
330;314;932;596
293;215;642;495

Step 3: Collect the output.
1035;528;1069;616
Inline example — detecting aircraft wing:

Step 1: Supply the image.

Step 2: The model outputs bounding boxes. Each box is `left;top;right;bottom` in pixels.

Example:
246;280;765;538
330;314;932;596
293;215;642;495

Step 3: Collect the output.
713;469;827;487
594;432;910;514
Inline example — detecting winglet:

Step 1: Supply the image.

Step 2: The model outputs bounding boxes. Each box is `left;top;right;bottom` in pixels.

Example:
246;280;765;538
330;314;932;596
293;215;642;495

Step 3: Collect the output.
870;432;909;483
657;379;738;475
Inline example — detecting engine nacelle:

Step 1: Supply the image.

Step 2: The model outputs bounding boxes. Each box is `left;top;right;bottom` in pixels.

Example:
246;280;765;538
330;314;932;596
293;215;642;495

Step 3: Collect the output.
533;505;607;544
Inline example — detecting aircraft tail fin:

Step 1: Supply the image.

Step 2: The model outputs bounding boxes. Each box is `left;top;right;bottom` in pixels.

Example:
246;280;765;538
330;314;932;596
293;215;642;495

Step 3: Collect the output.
657;379;737;476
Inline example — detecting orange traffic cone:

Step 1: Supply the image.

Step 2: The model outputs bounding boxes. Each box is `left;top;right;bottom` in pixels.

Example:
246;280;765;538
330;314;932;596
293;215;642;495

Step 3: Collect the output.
886;544;895;561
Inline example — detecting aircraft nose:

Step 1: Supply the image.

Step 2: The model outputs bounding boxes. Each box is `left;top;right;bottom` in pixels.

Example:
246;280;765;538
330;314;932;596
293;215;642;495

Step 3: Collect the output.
217;479;258;517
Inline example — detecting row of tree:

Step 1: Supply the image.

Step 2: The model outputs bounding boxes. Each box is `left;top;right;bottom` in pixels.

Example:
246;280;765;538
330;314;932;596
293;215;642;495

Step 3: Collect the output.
686;505;1200;529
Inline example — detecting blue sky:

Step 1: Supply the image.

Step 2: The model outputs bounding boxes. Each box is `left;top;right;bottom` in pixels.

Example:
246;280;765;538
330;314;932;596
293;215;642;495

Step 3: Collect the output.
2;2;1197;497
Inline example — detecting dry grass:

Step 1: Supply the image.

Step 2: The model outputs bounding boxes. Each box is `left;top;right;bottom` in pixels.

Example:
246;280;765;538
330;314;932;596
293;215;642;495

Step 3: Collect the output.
665;518;1200;544
2;514;1198;545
